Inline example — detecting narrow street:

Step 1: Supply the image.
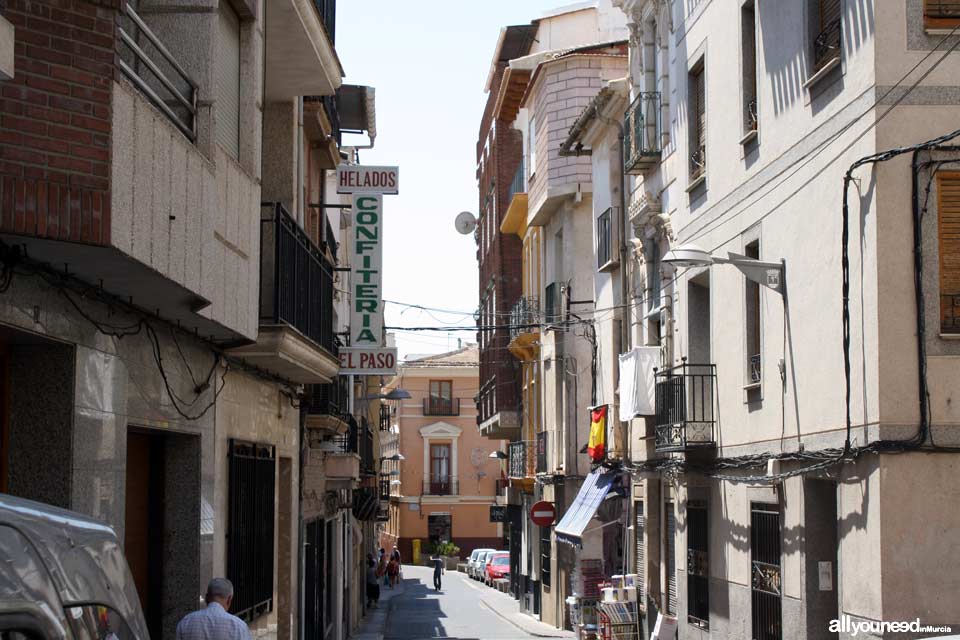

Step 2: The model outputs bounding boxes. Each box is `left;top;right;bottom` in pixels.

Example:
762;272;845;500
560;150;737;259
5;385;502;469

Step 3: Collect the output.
382;566;571;640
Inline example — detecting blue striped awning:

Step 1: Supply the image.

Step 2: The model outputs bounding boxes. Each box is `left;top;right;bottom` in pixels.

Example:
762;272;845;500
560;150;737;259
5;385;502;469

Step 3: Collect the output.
554;469;618;548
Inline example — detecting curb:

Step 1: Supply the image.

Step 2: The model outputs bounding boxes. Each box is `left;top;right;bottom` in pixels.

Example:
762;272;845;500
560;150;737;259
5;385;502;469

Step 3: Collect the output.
478;598;571;639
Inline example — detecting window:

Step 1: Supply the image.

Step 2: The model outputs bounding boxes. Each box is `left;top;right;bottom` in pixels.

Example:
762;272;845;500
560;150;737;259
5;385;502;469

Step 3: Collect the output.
745;240;761;387
925;0;960;28
751;503;782;640
528;116;537;176
215;2;241;159
664;501;676;615
428;380;453;415
647;240;662;313
227;440;275;622
939;173;960;334
811;0;842;73
597;208;618;271
688;61;706;182
687;500;709;628
540;524;551;588
429;444;451;494
634;501;645;602
741;1;758;137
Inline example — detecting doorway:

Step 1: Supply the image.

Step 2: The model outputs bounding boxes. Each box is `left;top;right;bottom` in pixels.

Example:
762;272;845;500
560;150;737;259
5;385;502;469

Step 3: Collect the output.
125;431;165;639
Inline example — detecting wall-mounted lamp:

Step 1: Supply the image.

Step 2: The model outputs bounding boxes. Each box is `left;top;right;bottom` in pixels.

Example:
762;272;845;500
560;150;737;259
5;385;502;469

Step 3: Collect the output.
663;243;786;296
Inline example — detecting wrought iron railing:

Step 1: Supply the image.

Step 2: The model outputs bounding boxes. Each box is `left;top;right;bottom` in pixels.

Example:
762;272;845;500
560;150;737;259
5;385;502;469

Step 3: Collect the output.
379;404;392;431
653;360;717;452
314;0;336;45
535;431;548;474
333;415;359;454
360;417;374;474
423;476;458;496
378;477;391;499
117;3;198;142
423;398;461;416
812;18;842;72
751;503;782;640
304;375;349;417
507;440;536;479
510;297;540;340
941;293;960;334
746;98;759;133
749;354;762;384
259;203;337;357
509;158;526;201
623;92;661;174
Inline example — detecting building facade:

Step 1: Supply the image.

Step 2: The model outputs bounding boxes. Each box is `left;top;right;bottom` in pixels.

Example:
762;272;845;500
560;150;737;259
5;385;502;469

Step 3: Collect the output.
386;346;506;563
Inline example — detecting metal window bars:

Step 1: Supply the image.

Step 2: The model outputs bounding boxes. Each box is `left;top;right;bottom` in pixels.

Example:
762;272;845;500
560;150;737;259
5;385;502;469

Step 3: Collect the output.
653;360;717;452
507;440;536;479
423;397;461;416
687;501;710;628
423;475;458;496
751;503;783;640
510;296;540;341
535;431;548;474
690;146;707;182
509;158;526;201
746;98;759;132
749;354;762;384
623;92;662;174
117;3;198;142
813;17;842;72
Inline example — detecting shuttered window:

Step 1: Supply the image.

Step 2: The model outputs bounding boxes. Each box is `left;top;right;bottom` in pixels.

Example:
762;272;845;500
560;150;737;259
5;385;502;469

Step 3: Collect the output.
665;501;676;615
634;501;645;602
689;63;706;181
939;173;960;334
216;3;241;159
925;1;960;28
812;0;842;71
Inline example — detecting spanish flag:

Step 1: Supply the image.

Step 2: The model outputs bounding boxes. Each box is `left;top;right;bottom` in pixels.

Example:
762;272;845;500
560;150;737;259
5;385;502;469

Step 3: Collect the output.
588;404;608;462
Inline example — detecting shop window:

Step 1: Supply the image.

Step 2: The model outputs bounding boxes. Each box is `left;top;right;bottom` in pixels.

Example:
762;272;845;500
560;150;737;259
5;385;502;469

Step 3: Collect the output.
687;500;709;628
938;172;960;334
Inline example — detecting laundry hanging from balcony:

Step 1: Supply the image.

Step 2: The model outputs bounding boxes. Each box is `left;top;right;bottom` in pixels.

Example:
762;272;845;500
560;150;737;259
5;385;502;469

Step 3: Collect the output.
618;347;660;420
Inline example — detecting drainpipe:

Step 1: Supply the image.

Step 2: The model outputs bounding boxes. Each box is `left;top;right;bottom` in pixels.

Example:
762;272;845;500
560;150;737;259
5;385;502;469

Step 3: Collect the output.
297;97;305;226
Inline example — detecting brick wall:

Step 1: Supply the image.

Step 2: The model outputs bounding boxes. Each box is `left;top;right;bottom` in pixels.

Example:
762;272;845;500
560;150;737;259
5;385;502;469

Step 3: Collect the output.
0;0;119;244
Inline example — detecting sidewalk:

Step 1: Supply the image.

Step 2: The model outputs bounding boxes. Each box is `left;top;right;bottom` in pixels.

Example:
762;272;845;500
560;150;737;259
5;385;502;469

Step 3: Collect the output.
475;578;575;639
348;580;405;640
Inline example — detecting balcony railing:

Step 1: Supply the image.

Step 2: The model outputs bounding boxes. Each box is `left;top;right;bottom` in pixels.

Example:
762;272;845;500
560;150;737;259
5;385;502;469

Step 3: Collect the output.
508;441;536;479
623;92;661;174
260;203;337;356
379;404;392;432
654;361;717;452
535;431;548;474
508;158;526;201
333;415;360;454
942;293;960;334
423;398;461;416
378;477;391;499
423;476;458;496
812;18;842;72
314;0;336;45
304;375;349;416
305;94;342;148
360;417;374;474
117;3;198;142
749;354;762;384
510;297;540;341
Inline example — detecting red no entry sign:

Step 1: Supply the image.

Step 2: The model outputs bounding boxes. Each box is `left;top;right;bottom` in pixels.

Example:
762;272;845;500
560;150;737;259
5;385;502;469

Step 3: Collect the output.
530;501;556;527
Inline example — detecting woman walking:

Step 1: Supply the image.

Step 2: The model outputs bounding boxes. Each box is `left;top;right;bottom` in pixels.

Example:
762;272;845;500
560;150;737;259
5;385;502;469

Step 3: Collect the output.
365;555;380;608
386;556;399;588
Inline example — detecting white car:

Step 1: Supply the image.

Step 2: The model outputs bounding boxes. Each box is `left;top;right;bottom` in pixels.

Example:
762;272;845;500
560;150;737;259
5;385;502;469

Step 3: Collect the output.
469;548;495;580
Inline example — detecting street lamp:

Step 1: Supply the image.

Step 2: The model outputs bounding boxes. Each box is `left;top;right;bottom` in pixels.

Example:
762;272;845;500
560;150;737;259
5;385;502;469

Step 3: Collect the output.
380;453;405;462
663;243;786;296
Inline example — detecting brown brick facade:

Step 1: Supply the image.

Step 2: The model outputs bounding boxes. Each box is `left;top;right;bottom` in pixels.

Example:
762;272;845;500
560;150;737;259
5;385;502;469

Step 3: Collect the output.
0;0;118;244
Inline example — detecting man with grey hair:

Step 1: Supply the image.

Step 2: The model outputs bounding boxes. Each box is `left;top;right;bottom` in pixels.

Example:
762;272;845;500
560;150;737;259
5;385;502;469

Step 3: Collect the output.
176;578;252;640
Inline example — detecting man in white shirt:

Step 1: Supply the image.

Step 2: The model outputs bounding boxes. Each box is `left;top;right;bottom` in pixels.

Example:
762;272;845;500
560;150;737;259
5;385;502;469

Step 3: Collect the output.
176;578;252;640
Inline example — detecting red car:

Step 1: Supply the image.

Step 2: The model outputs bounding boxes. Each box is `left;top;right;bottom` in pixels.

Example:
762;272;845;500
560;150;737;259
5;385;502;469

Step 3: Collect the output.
485;552;510;585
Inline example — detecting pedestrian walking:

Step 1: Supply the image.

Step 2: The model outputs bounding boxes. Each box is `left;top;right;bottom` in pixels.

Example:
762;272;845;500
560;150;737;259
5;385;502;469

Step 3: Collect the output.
365;554;380;608
379;547;389;587
176;578;252;640
431;554;444;591
386;556;399;588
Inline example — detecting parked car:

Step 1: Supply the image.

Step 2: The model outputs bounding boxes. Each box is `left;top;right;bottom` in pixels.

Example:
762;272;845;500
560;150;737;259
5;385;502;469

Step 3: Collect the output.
467;548;493;580
0;493;149;639
470;549;495;580
485;552;510;585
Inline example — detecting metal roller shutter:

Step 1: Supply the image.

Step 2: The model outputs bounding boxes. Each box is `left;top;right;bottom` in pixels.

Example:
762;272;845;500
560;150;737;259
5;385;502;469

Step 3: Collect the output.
665;502;676;615
216;3;241;159
634;501;645;601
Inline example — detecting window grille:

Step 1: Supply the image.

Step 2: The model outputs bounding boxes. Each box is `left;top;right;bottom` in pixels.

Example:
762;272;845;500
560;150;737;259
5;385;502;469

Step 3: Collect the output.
751;503;782;640
540;524;552;588
687;500;709;627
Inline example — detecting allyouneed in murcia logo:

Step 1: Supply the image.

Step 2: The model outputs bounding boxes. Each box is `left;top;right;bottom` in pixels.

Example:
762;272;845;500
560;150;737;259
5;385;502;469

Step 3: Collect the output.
829;615;955;637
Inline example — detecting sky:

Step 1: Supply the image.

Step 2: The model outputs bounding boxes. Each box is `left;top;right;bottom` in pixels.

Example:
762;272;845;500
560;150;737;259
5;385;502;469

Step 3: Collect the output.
336;0;566;359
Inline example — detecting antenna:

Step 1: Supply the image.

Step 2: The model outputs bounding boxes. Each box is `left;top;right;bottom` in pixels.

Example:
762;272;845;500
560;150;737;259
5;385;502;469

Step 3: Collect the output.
454;211;478;235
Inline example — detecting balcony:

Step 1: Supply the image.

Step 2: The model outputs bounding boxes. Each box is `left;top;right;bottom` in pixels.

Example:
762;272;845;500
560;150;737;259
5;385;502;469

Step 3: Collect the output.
536;431;548;474
304;95;340;170
544;282;566;327
227;203;339;383
654;361;717;453
501;161;529;239
623;92;661;175
423;476;459;496
327;416;374;479
507;297;540;362
379;404;392;432
508;441;536;480
477;376;520;440
304;376;350;433
265;0;342;100
423;398;461;417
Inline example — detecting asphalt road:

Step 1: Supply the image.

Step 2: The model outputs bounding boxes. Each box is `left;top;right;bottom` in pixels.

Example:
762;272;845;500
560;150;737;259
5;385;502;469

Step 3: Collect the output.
383;565;544;640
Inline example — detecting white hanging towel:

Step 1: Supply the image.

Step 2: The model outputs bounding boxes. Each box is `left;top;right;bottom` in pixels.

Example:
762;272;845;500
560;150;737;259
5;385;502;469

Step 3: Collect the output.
618;346;661;420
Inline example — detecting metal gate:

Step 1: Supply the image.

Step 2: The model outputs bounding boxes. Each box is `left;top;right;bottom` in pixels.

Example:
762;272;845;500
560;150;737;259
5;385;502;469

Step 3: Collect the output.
509;505;522;598
634;501;645;601
751;503;782;640
303;519;324;640
665;502;676;616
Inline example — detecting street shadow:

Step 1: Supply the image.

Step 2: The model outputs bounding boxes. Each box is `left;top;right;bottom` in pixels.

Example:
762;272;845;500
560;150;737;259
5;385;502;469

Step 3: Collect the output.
383;577;452;640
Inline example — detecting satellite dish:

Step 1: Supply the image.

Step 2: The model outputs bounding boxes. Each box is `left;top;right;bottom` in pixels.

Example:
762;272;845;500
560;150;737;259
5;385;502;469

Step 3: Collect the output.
455;211;478;235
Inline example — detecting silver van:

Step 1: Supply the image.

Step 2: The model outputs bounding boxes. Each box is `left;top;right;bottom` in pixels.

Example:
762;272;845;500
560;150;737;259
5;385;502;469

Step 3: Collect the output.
0;493;150;639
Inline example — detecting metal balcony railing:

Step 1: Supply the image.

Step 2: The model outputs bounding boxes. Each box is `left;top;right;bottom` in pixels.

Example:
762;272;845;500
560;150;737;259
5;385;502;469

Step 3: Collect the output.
508;158;526;201
508;441;536;479
423;398;461;416
314;0;336;45
623;92;661;174
812;18;842;72
378;477;391;500
259;203;337;357
117;3;198;142
423;476;458;496
379;404;392;432
654;361;717;452
749;354;762;384
305;94;342;148
304;375;349;417
535;431;548;474
942;294;960;334
510;297;540;341
333;415;360;454
360;417;374;474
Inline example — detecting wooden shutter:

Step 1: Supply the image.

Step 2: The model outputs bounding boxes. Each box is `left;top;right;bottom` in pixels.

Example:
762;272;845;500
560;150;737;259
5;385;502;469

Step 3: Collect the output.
216;3;241;159
665;502;677;615
634;501;645;601
925;1;960;27
939;173;960;333
820;0;841;27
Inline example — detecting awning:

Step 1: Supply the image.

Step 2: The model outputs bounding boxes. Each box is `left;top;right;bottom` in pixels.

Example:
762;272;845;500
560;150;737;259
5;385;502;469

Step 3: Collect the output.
554;468;619;548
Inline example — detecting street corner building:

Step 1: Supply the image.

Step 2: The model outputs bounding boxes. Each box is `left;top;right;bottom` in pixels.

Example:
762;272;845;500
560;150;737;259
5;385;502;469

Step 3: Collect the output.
379;345;508;566
0;1;386;640
476;1;960;639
